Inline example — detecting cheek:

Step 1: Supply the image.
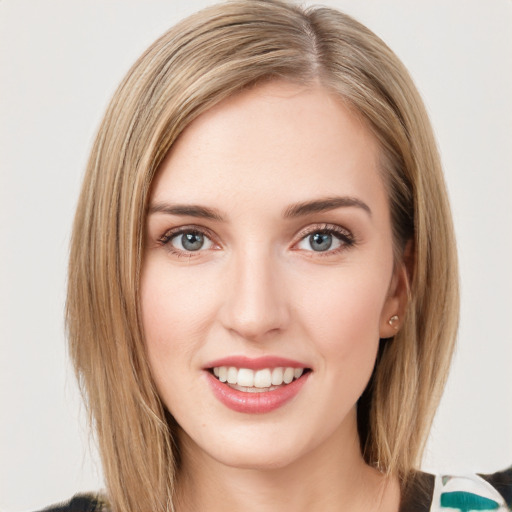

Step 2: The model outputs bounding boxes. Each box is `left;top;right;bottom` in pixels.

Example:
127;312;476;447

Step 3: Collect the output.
139;262;209;420
139;261;214;396
292;265;388;374
141;261;216;349
297;269;385;336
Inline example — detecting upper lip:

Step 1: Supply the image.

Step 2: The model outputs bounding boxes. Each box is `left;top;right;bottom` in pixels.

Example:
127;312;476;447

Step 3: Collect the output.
204;355;309;370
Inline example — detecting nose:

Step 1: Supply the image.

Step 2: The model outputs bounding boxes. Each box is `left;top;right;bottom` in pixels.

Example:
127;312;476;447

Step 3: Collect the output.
219;248;289;342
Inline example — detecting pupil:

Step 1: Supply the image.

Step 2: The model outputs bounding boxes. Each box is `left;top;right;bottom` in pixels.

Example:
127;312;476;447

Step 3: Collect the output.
182;232;204;251
310;233;332;251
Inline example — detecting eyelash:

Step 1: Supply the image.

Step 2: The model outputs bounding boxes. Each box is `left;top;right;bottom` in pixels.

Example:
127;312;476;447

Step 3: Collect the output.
157;223;356;259
157;225;218;259
294;223;356;257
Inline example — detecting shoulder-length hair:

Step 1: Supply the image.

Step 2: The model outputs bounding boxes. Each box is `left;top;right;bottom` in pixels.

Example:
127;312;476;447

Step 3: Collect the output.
66;1;459;510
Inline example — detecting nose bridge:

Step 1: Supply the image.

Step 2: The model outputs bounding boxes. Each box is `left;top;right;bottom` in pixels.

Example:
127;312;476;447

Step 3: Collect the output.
221;243;288;341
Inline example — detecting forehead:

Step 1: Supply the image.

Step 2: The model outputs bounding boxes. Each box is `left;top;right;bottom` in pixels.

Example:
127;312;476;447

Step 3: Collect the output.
151;81;386;214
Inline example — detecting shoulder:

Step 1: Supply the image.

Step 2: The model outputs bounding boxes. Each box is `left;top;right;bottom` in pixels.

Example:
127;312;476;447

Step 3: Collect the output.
400;466;512;512
479;466;512;508
35;493;110;512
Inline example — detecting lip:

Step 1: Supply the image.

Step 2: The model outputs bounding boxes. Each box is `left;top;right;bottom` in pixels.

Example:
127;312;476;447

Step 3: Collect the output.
205;367;310;414
204;355;308;371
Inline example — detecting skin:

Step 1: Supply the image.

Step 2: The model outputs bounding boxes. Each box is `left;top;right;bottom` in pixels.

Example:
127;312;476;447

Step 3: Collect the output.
141;81;407;512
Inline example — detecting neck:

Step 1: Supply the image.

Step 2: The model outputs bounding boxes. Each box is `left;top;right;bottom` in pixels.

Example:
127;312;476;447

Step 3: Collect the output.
174;409;400;512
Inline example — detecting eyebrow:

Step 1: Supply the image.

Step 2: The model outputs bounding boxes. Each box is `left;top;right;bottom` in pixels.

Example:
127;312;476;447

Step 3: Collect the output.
148;195;371;221
283;196;372;218
148;203;225;221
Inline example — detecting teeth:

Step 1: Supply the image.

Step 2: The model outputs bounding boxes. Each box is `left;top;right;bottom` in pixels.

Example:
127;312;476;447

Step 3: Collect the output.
237;368;254;387
254;369;272;388
271;367;283;385
212;366;305;389
283;367;294;384
227;366;238;384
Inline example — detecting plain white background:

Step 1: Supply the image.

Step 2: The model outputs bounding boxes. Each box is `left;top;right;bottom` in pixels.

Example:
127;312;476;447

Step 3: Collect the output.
1;1;511;511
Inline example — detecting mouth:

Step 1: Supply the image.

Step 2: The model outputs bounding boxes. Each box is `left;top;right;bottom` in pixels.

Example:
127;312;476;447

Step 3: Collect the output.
204;357;311;413
209;366;309;393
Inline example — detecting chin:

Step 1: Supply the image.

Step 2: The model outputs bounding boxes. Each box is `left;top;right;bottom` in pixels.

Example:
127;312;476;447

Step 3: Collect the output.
178;423;312;472
212;445;303;471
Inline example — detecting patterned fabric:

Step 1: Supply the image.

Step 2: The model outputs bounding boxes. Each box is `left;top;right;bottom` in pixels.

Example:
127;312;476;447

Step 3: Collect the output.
399;467;512;512
431;470;512;512
36;467;512;512
37;493;109;512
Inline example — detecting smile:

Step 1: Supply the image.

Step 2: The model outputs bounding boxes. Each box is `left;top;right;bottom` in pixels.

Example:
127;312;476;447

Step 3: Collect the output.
212;366;305;392
205;357;311;413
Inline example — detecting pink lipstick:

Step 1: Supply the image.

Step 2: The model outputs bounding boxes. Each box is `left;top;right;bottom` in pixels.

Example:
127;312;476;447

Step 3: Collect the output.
204;356;310;414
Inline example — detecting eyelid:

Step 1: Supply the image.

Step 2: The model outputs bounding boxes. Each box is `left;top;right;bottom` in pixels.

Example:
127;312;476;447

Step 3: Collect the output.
294;223;352;241
292;223;355;254
158;225;221;255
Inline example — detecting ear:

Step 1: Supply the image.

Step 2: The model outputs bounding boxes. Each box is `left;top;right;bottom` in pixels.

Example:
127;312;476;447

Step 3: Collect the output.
379;241;413;339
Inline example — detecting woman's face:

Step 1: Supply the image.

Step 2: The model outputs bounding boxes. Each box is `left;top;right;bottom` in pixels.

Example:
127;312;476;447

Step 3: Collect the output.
141;81;405;470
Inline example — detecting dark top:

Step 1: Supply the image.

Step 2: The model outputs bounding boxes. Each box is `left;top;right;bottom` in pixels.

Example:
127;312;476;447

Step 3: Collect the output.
37;466;512;512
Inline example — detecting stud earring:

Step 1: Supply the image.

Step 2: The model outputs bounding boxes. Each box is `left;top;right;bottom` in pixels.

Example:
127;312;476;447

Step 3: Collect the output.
388;315;399;329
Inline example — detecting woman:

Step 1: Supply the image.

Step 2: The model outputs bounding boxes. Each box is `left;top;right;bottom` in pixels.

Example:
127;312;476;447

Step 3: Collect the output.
41;1;511;511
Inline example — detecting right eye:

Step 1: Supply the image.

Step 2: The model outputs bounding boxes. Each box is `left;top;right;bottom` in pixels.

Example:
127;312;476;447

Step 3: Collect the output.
170;230;215;252
159;228;216;256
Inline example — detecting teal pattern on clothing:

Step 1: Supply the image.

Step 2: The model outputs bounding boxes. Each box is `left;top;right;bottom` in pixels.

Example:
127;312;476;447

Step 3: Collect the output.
440;491;500;511
432;471;511;512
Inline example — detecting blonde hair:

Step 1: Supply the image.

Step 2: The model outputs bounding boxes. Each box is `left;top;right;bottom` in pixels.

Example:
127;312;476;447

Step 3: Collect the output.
66;1;459;510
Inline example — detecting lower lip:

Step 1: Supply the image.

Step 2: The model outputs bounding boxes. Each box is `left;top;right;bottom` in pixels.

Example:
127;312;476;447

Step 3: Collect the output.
206;371;310;413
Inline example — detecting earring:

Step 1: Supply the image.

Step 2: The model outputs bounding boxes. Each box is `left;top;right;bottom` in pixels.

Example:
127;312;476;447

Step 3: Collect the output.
388;315;399;329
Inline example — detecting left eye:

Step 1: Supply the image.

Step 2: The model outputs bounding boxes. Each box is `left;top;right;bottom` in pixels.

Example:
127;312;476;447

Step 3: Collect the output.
296;230;349;252
170;230;215;252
